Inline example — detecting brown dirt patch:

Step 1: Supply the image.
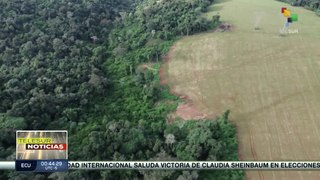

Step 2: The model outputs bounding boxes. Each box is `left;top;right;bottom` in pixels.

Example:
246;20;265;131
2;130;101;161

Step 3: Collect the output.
176;102;208;120
159;43;209;121
159;45;176;85
215;23;234;32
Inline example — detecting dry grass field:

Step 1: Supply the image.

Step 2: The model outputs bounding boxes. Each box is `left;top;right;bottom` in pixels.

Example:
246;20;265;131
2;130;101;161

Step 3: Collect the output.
161;0;320;179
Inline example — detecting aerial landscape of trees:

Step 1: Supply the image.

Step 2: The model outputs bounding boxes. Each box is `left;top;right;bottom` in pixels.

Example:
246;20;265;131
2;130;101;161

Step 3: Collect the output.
0;0;242;179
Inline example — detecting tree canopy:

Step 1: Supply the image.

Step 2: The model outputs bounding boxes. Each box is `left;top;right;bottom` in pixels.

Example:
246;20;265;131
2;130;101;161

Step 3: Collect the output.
0;0;243;179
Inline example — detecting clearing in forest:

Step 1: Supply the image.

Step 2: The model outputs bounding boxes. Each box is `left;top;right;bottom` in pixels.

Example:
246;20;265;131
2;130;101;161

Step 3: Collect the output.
161;0;320;179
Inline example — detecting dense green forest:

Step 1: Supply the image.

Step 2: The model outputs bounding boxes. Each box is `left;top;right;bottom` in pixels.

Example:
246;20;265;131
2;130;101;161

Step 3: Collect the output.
0;0;243;179
278;0;320;15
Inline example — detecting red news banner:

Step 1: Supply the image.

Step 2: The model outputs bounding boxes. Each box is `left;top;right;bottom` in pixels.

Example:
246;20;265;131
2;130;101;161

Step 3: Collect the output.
25;144;67;150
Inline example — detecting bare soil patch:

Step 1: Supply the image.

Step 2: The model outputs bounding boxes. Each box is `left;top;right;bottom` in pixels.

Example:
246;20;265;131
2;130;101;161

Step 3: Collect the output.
159;44;209;121
175;102;208;120
216;23;234;32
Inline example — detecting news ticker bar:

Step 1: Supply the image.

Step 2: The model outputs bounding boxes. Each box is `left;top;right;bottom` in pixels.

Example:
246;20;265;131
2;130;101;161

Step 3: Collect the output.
3;161;320;170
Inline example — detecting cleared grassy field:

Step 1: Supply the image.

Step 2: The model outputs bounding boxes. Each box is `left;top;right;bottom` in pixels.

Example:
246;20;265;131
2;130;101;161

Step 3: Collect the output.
162;0;320;179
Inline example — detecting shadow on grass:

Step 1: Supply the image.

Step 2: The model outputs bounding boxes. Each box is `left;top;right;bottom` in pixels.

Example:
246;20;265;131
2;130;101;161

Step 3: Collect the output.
208;5;223;12
214;0;233;5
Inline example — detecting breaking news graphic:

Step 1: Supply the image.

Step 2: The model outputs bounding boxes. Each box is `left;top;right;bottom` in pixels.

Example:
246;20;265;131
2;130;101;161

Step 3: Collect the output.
15;130;68;172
